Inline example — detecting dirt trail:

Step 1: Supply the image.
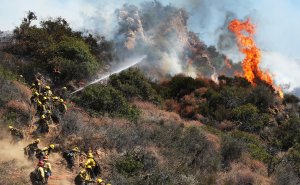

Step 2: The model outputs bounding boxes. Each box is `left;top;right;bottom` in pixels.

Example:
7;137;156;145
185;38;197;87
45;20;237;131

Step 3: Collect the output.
45;154;77;185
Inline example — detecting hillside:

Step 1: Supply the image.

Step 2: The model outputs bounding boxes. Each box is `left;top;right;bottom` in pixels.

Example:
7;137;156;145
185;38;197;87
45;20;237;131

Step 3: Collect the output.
0;8;300;185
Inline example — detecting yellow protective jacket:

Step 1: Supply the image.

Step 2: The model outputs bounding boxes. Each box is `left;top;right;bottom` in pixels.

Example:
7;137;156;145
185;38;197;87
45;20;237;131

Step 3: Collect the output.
80;170;92;182
84;158;96;169
37;166;45;179
44;162;52;173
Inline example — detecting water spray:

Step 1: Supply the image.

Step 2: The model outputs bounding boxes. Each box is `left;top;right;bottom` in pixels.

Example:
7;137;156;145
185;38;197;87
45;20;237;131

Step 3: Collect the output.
71;55;147;94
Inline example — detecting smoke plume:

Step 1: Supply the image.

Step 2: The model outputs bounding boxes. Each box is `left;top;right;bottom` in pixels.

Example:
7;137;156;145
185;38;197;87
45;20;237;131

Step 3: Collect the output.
110;1;224;80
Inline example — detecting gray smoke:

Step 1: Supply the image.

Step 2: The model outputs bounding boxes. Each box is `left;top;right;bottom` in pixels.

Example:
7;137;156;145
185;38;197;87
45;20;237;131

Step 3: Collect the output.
111;1;225;80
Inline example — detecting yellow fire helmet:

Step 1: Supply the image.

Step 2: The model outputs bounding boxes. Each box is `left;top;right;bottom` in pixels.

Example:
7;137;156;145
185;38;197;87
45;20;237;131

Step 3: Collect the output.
49;144;55;149
59;98;64;103
87;153;93;158
35;139;40;143
97;178;103;183
8;125;13;129
41;115;46;119
72;146;79;152
45;86;51;90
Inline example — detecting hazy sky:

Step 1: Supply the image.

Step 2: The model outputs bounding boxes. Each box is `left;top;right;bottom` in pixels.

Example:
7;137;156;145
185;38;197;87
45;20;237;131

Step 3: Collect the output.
0;0;299;90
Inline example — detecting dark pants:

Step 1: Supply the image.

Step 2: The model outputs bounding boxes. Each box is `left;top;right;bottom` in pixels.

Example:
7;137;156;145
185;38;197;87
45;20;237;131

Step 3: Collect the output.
86;168;95;180
67;157;74;169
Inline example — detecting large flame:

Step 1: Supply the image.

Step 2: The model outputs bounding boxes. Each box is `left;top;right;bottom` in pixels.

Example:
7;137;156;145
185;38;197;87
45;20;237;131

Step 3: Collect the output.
228;19;283;98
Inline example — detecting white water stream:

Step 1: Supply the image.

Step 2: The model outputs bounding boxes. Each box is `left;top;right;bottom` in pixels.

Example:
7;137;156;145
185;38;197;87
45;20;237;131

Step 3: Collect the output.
71;55;146;94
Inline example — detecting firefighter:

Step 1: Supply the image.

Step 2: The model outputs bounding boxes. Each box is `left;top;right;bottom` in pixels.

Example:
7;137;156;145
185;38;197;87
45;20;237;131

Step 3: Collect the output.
24;139;40;160
76;169;93;185
8;125;24;143
43;156;52;184
52;96;59;103
30;92;40;105
41;96;49;104
63;147;80;170
36;115;49;134
30;83;39;96
31;83;36;91
96;178;105;185
43;86;53;97
35;143;56;160
84;153;96;180
37;100;47;116
45;110;53;124
30;160;46;185
58;98;67;114
34;76;42;93
60;86;68;99
43;144;55;156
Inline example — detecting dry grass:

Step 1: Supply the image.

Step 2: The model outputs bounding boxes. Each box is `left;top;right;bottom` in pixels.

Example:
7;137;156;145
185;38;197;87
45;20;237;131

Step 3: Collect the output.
12;81;32;101
5;100;33;116
216;154;273;185
133;100;203;127
205;132;221;150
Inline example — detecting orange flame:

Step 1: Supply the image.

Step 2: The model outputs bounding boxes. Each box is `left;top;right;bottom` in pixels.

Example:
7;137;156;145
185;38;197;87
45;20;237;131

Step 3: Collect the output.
228;19;283;98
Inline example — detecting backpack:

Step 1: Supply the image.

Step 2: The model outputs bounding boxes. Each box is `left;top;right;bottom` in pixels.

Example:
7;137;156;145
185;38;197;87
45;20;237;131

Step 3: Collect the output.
74;174;84;185
63;150;74;159
30;168;42;183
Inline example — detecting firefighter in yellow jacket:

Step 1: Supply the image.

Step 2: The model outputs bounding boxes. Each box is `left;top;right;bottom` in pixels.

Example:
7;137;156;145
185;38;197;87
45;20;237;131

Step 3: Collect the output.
84;153;96;180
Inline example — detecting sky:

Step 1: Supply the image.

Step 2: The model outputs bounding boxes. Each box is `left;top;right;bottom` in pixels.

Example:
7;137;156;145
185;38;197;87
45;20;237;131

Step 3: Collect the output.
0;0;299;91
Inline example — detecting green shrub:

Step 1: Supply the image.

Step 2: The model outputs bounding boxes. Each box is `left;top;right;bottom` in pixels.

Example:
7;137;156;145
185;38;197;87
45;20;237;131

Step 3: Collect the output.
231;103;266;132
53;36;100;82
287;144;300;177
0;65;18;81
116;154;144;175
167;75;206;99
9;13;106;84
284;94;300;104
74;84;140;121
246;85;276;112
109;68;161;104
274;114;300;150
230;131;269;162
220;86;249;109
221;136;244;168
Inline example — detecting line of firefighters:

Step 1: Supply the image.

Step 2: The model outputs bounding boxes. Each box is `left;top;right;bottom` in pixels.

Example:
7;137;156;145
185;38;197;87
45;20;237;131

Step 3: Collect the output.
30;76;67;134
23;139;109;185
8;76;111;185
